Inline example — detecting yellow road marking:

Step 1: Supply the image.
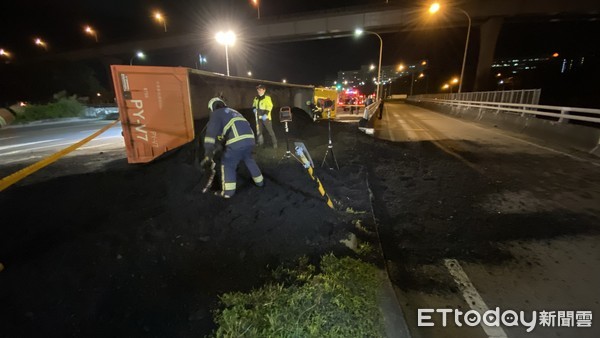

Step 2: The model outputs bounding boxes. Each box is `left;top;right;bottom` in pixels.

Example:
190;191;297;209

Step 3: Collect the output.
0;120;120;192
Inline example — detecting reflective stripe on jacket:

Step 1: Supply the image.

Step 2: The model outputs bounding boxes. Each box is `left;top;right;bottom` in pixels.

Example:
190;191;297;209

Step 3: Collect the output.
203;107;255;154
252;95;274;120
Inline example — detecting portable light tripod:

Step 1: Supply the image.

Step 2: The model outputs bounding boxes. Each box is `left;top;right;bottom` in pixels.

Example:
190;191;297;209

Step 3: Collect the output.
321;108;339;170
280;120;292;161
278;106;295;163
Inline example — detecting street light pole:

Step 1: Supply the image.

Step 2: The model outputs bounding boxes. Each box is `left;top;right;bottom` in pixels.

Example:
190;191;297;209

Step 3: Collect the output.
216;31;236;76
253;0;260;19
224;44;230;76
355;29;383;101
130;51;145;65
457;8;471;94
154;12;167;32
429;3;471;93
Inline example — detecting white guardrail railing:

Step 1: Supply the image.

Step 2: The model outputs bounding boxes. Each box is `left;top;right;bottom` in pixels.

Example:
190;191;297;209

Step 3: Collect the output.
407;97;600;125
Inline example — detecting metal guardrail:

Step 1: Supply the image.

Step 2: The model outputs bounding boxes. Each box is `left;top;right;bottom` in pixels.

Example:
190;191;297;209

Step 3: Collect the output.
413;89;541;105
407;97;600;125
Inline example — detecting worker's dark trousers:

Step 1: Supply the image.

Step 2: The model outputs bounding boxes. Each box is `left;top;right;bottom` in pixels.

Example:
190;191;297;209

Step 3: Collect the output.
257;119;277;148
221;145;263;197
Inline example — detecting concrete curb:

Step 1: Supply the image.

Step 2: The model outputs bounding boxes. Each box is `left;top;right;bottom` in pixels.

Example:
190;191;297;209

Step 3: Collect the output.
379;271;413;338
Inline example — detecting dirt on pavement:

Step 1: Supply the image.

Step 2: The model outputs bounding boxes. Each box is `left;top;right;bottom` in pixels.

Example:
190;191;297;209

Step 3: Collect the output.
1;106;599;337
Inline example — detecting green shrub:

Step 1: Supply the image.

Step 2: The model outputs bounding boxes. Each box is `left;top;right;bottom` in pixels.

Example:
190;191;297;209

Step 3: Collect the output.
17;97;85;122
212;254;385;338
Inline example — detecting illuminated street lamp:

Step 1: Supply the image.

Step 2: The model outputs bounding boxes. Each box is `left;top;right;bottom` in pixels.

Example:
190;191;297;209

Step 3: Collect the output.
369;64;375;71
429;2;471;93
247;71;252;77
397;64;405;72
215;31;236;76
84;26;98;42
130;51;146;65
282;79;287;83
251;0;260;19
355;28;383;101
0;48;11;58
154;12;167;32
34;38;48;50
447;77;459;93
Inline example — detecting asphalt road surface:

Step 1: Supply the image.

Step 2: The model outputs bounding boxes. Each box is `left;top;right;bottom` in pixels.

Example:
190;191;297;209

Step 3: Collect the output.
368;102;600;338
1;105;598;337
0;119;124;167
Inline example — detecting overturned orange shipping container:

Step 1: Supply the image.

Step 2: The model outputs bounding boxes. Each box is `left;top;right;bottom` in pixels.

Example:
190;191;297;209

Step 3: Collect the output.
111;66;195;163
112;65;315;163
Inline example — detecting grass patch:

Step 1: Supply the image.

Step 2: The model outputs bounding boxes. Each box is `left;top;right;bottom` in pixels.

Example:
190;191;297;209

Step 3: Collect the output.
212;254;385;337
16;97;85;122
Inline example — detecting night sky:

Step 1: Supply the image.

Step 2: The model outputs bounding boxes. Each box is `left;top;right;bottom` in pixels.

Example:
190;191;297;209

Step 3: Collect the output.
1;1;600;104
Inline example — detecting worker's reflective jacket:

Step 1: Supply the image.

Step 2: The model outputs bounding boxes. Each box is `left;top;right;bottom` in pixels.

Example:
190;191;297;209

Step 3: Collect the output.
204;107;255;155
252;95;274;120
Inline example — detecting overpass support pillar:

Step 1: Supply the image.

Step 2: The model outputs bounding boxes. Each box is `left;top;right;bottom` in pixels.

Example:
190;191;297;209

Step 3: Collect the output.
474;17;504;91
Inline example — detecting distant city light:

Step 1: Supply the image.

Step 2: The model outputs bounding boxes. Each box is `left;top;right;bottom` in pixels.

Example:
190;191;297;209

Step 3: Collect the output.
552;52;559;58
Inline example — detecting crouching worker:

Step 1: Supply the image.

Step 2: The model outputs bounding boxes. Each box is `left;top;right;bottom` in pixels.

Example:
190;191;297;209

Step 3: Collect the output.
202;97;264;198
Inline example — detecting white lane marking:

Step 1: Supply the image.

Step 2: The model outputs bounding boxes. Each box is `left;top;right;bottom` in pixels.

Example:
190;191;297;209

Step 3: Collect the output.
1;156;42;165
0;138;63;151
444;259;508;338
0;136;20;141
0;141;79;156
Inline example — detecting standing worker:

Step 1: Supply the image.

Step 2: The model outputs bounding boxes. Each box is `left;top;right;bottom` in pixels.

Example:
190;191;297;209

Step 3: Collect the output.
202;97;264;199
252;84;278;149
378;99;385;120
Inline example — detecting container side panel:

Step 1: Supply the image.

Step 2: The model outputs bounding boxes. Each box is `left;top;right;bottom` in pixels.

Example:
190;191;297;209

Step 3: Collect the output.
111;66;194;163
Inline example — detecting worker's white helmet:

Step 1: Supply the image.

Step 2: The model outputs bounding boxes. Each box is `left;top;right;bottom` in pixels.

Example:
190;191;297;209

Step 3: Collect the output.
208;97;225;112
